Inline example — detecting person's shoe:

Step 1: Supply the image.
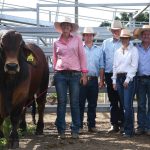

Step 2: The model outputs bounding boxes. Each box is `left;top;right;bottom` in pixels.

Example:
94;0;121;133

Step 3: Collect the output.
79;128;84;134
135;128;145;135
88;127;99;133
119;127;124;134
107;125;119;133
58;133;66;139
122;133;132;138
71;133;79;139
145;130;150;136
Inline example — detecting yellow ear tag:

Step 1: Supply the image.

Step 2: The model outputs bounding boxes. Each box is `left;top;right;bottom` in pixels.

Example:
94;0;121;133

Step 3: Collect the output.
27;53;34;62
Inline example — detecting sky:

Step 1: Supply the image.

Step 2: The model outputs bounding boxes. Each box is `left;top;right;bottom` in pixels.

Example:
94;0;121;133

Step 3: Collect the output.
0;0;150;27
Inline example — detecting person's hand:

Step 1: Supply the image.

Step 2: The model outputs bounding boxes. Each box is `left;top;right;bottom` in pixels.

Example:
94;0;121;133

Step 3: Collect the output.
123;82;128;88
113;84;117;90
80;74;87;86
99;80;105;89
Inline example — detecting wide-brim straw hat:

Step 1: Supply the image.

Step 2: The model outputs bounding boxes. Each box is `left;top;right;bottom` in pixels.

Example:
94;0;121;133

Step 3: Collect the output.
54;17;79;33
108;20;123;31
120;29;131;38
133;25;150;39
81;27;96;36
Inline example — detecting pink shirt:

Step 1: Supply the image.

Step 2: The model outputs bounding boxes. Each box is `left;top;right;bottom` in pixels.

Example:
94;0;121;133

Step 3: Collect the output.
53;34;88;73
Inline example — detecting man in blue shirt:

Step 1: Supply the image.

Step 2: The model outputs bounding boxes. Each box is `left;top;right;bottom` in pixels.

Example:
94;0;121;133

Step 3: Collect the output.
79;27;104;132
134;25;150;136
101;20;124;133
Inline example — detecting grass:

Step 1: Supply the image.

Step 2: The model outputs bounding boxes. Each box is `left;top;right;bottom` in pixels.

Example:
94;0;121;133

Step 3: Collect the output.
0;119;36;148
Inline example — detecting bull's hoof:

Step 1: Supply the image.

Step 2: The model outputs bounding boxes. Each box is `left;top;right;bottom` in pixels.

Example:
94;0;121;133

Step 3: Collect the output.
8;139;19;149
35;130;43;135
35;122;44;135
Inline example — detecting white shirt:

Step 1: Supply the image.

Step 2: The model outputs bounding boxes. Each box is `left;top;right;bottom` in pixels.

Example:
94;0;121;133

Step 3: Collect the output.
112;44;139;84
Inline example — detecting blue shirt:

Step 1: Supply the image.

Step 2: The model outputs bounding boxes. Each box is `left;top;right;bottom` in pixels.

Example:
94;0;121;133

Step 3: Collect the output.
101;38;122;73
84;44;104;77
136;43;150;76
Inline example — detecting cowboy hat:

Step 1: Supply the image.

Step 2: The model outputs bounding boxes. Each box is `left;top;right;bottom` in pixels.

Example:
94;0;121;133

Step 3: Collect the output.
133;25;150;39
120;29;131;38
54;16;79;33
81;27;96;36
109;20;123;31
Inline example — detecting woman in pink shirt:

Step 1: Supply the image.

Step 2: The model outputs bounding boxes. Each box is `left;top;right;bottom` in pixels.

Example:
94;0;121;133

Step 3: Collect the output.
53;17;87;139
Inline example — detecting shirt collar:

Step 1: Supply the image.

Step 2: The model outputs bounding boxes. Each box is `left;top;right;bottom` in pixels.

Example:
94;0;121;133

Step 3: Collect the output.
138;43;150;50
111;38;121;43
121;43;133;51
83;43;97;49
58;33;73;42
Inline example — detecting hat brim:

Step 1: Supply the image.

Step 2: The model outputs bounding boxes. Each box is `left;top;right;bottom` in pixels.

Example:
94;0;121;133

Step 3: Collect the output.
54;22;79;33
133;28;150;39
120;35;131;38
82;32;97;36
108;27;122;31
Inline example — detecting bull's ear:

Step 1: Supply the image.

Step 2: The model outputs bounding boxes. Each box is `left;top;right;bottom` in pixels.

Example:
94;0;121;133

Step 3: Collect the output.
22;44;38;66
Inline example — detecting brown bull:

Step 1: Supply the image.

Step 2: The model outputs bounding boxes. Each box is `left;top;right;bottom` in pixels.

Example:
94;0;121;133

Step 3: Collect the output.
0;30;49;149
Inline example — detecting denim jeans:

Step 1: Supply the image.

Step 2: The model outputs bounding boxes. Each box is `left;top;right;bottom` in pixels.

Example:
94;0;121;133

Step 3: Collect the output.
116;75;136;136
137;77;150;131
54;71;81;134
105;73;124;127
79;77;98;128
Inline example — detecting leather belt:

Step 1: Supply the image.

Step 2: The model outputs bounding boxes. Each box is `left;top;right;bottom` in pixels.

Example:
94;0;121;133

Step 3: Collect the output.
57;70;80;75
117;73;127;78
139;75;150;79
88;76;98;80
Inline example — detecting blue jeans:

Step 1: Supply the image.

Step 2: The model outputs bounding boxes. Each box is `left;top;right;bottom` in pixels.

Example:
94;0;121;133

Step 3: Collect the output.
137;77;150;131
116;75;136;136
54;71;81;134
105;73;124;127
79;77;98;128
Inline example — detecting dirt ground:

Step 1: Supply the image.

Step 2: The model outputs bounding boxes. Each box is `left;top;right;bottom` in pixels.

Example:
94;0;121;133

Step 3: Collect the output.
9;112;149;150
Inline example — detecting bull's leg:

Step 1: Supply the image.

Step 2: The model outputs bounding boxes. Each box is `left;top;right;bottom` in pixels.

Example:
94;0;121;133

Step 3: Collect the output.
31;100;36;125
19;108;27;133
35;95;46;135
0;116;4;138
8;109;22;149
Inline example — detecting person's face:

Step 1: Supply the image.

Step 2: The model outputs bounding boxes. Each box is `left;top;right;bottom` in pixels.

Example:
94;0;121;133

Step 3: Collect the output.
141;30;150;43
121;37;130;47
61;22;72;34
83;34;94;43
111;29;121;40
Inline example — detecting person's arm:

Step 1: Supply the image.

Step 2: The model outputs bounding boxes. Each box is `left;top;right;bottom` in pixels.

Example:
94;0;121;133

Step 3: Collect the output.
112;51;118;90
77;36;88;85
77;35;88;73
52;42;57;70
99;48;105;88
124;46;139;84
99;68;105;88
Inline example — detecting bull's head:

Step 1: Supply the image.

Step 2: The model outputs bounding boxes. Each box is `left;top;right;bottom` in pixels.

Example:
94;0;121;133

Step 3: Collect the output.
0;30;24;74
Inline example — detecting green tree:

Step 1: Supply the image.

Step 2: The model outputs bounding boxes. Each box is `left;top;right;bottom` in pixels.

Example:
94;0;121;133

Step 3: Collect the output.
115;16;120;20
99;11;149;27
135;11;149;22
120;12;129;21
99;21;111;27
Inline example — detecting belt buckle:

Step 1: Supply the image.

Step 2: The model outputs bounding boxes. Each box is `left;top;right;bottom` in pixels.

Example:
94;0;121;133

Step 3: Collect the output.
88;76;90;81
